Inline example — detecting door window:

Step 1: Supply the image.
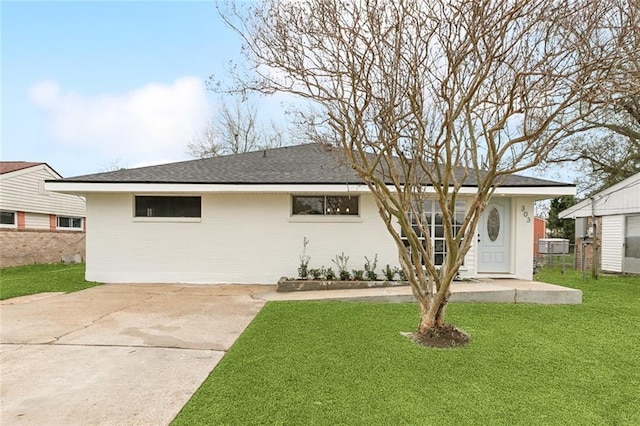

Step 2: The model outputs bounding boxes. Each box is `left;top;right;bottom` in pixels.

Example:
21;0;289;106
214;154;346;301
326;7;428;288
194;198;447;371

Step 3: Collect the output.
487;207;500;242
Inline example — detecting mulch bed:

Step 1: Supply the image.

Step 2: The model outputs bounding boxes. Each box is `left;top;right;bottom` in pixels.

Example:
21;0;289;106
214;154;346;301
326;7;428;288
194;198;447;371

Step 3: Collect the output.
403;324;470;348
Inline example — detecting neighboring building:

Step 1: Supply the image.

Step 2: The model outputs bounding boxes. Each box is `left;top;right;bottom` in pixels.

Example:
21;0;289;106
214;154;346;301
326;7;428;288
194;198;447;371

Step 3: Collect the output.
559;172;640;274
0;162;86;267
47;144;575;284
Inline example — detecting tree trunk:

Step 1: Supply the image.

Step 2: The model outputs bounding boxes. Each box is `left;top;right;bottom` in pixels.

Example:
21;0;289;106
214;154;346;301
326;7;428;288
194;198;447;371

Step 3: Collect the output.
417;294;449;334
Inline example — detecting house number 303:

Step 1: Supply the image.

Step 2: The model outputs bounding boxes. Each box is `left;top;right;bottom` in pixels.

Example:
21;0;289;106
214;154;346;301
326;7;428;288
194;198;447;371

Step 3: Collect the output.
521;205;531;223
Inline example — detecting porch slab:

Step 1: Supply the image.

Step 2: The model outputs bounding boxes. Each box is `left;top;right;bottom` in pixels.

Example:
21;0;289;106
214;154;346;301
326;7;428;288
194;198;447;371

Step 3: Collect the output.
256;279;582;304
485;279;583;304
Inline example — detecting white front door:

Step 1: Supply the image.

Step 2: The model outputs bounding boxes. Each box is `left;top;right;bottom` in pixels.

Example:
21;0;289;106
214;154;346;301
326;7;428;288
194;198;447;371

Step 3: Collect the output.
477;198;511;273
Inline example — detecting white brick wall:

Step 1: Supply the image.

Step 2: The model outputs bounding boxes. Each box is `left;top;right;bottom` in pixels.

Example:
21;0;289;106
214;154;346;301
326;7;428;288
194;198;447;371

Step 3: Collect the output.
512;197;536;280
86;193;401;284
85;192;538;284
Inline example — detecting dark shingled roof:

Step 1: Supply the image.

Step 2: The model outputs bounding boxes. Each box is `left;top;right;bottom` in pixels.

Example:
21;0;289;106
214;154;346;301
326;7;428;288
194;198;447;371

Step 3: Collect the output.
58;143;572;187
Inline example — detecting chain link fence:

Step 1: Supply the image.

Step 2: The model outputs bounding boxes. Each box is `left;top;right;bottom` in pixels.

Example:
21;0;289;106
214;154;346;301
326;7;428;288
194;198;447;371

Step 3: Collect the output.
534;238;574;275
534;238;600;279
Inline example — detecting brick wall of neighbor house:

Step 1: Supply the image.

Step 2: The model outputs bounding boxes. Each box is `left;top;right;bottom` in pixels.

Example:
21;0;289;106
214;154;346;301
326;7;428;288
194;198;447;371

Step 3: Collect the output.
0;228;86;268
574;216;602;272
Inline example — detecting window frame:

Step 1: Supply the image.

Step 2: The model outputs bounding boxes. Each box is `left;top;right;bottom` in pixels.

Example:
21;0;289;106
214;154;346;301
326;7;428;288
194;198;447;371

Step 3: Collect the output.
0;210;17;228
133;195;202;222
401;200;466;267
291;195;359;217
56;216;83;231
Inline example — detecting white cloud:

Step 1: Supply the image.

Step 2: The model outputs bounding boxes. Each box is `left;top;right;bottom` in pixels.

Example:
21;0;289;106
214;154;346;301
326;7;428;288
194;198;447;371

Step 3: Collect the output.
28;80;61;107
28;77;212;165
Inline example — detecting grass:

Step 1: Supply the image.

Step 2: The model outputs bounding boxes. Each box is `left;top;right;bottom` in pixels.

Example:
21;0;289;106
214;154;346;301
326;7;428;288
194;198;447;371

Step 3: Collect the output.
173;268;640;425
0;263;99;300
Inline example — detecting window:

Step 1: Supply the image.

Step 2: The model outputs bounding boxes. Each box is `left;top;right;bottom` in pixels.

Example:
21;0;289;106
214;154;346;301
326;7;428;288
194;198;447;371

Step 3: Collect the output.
401;200;466;266
135;196;201;218
625;215;640;259
292;195;358;216
1;211;16;227
57;216;83;230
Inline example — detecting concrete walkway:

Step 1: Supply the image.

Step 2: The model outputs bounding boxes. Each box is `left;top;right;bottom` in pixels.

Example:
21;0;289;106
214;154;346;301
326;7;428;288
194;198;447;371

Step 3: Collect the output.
0;284;266;426
255;279;582;304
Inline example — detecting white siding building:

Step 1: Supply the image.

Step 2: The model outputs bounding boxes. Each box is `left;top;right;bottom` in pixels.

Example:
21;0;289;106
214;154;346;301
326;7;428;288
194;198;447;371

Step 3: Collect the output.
559;172;640;274
0;162;86;231
0;162;87;267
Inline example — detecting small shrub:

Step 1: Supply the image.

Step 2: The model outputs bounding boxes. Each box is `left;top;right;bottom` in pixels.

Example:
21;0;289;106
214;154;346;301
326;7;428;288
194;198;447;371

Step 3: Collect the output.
332;252;350;280
393;266;402;280
398;268;407;281
364;254;378;280
298;237;310;279
309;268;323;280
352;269;365;280
298;265;309;279
324;267;337;280
383;264;396;281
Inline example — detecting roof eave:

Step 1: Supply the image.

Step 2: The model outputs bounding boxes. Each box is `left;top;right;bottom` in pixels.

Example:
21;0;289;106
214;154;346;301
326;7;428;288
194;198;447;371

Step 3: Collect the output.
45;180;575;197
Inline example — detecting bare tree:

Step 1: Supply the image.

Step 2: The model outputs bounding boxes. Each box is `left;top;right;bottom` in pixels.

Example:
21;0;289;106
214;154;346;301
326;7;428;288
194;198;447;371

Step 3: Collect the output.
98;158;128;172
550;2;640;194
219;0;636;341
186;97;285;158
582;0;640;139
561;133;640;195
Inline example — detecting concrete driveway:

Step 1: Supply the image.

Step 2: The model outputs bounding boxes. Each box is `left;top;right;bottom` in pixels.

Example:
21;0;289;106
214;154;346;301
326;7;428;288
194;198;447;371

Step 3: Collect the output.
0;284;267;425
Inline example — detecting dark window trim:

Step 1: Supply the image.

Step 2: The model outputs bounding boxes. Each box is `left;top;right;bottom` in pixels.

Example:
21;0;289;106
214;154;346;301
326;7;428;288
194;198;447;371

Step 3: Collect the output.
0;210;16;227
291;195;359;216
57;216;83;230
134;195;202;218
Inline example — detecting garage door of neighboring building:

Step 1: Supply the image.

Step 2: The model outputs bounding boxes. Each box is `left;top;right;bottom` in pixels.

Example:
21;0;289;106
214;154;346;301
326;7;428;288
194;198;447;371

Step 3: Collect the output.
623;215;640;274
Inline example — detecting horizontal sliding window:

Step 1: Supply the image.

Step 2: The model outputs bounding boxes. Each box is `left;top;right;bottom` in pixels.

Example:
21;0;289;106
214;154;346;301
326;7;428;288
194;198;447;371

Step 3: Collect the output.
292;195;358;216
135;196;201;218
57;216;83;230
0;211;16;227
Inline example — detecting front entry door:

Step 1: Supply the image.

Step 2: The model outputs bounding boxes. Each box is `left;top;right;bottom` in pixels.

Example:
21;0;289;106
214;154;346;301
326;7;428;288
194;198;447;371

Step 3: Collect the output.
477;198;511;273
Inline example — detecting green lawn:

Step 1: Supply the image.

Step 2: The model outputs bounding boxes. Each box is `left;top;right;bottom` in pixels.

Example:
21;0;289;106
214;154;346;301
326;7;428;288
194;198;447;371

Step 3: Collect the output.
173;269;640;425
0;263;99;300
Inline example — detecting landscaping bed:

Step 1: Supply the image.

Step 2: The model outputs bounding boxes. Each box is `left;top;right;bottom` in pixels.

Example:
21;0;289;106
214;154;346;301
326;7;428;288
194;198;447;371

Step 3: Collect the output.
277;277;409;292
